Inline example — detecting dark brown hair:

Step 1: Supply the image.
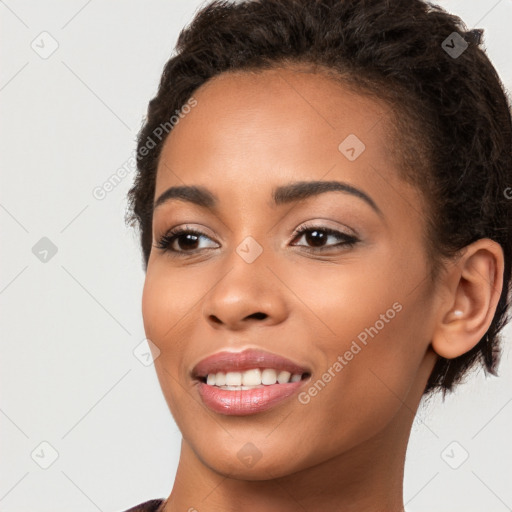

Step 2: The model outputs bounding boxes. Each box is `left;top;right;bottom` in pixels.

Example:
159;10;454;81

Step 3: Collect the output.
126;0;512;396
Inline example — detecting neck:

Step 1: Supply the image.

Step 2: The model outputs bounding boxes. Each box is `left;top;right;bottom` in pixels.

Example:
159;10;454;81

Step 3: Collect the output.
161;403;418;512
161;351;437;512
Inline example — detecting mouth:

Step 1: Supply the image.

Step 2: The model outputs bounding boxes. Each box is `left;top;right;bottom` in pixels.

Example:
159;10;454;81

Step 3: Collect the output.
191;347;311;384
196;368;311;388
191;348;312;415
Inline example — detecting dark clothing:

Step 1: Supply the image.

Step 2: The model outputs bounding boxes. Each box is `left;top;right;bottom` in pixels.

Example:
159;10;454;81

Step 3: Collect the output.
121;498;165;512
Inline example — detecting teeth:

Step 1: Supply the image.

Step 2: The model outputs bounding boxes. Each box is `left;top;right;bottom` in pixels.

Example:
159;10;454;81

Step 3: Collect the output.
277;370;291;383
219;385;265;390
242;368;262;386
261;368;277;385
204;368;303;387
226;371;242;386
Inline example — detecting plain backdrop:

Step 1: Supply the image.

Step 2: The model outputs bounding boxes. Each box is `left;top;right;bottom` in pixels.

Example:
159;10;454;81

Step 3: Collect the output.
1;1;511;511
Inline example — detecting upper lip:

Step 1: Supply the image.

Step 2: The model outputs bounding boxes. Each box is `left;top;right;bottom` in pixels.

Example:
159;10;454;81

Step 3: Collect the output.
191;348;311;379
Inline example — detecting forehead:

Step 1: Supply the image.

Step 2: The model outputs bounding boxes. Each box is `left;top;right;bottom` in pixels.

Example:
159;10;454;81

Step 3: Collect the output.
154;65;421;217
162;66;390;155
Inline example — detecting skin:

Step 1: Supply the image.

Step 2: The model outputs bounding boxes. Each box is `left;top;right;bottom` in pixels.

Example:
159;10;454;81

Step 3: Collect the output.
141;65;504;512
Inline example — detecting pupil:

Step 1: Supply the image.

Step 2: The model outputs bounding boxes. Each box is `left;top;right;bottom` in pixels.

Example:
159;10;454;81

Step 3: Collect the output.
306;230;325;247
180;234;199;250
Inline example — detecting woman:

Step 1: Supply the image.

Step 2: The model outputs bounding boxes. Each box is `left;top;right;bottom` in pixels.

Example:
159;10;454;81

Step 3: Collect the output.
122;0;512;510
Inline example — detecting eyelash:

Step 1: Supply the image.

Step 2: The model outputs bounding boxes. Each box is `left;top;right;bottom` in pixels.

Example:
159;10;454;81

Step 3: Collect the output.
154;224;359;257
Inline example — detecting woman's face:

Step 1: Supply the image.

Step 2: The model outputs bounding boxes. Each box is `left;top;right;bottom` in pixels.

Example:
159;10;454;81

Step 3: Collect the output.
142;66;440;478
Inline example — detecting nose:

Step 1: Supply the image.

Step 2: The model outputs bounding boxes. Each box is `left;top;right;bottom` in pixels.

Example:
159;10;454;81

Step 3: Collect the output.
201;253;289;331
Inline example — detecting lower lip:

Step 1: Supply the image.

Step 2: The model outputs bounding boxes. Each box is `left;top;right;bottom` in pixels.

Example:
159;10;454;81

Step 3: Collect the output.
196;379;307;416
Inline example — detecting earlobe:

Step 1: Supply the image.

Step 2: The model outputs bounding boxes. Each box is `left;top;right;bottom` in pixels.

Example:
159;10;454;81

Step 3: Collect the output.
431;238;504;360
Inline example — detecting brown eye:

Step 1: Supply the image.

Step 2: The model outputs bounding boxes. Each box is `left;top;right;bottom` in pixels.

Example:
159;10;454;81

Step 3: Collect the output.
291;226;358;250
155;228;219;255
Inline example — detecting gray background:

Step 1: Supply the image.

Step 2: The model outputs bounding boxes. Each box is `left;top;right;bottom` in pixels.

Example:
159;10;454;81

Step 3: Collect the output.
0;1;511;511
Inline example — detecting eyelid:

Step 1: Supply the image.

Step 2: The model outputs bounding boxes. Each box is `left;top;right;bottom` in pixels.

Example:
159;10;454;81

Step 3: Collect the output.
155;219;360;258
153;225;220;254
156;220;356;244
288;219;359;241
155;223;219;242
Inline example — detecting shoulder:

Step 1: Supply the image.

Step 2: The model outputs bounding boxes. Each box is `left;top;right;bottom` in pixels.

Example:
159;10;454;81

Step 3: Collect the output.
119;498;165;512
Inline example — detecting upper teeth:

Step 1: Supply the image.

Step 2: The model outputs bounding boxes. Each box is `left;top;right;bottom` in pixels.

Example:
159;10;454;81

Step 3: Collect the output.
205;368;303;386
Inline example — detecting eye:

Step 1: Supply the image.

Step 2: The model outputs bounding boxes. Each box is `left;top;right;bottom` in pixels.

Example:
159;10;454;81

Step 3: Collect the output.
290;224;359;251
154;226;218;255
154;223;359;257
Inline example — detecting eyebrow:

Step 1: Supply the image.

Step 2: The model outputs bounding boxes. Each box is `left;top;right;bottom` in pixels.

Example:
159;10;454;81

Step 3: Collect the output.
153;180;383;218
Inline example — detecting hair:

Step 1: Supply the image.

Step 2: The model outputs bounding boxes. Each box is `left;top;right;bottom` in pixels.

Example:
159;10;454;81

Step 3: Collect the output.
125;0;512;396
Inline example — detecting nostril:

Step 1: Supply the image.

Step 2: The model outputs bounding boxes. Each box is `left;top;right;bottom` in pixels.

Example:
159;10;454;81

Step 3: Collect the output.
248;312;267;320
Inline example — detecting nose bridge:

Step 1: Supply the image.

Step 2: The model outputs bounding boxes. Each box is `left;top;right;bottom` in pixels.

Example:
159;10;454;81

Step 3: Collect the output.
201;234;287;328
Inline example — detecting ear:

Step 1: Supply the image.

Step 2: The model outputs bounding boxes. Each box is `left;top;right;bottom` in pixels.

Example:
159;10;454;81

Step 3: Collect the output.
431;238;504;359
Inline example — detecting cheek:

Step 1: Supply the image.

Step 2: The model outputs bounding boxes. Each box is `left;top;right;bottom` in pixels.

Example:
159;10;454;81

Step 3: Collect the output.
291;310;424;458
141;269;165;342
289;255;429;428
287;253;400;342
141;264;198;423
141;261;205;342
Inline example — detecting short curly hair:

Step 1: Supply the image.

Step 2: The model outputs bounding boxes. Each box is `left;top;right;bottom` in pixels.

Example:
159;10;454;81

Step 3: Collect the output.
126;0;512;396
